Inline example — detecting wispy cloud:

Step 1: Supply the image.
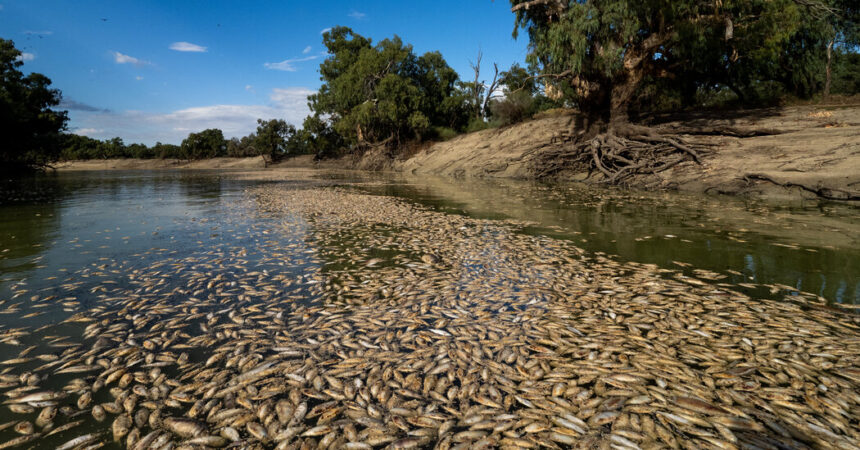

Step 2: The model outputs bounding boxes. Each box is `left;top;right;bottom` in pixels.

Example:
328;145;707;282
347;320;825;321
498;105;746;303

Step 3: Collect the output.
169;41;207;52
23;30;52;36
302;46;312;54
15;52;34;62
68;88;314;144
73;128;104;136
320;27;332;35
59;99;111;113
263;55;318;72
135;76;143;81
112;51;149;66
348;10;366;20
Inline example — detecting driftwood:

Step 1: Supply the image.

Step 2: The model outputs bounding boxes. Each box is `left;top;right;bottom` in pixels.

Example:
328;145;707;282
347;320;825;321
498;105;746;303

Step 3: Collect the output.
743;173;860;201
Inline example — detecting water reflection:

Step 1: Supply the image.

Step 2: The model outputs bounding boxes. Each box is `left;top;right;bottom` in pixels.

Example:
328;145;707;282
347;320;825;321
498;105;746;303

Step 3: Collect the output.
1;170;857;308
351;174;859;304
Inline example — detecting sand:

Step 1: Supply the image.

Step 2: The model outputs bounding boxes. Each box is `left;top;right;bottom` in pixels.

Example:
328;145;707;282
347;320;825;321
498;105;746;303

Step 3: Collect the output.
399;105;860;201
56;104;860;201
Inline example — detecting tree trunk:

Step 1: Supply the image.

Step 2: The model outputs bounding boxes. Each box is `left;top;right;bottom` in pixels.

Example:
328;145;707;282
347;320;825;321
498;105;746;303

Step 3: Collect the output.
824;39;833;98
608;68;645;129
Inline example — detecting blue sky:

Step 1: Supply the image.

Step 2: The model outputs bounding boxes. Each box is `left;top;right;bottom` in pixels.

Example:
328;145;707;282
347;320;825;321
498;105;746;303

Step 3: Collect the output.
2;1;529;144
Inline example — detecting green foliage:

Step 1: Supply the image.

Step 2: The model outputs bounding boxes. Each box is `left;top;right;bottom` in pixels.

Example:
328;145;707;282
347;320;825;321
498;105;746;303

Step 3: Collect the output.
465;117;494;133
487;63;563;126
510;0;859;115
0;38;68;171
309;26;470;149
180;128;226;160
832;49;860;94
490;90;535;126
253;118;298;160
226;135;258;157
499;63;537;96
152;142;181;159
302;114;345;159
429;126;459;141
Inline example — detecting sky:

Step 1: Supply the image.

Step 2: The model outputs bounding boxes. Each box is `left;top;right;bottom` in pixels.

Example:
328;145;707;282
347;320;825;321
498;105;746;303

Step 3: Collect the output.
1;1;530;145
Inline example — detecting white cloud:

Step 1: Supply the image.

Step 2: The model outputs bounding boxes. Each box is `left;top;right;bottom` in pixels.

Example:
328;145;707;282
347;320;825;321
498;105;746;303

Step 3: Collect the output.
302;46;312;54
112;51;149;66
73;128;104;136
320;27;332;35
23;30;52;36
263;55;318;72
135;76;143;81
348;10;366;20
169;41;207;52
67;88;314;144
15;52;35;62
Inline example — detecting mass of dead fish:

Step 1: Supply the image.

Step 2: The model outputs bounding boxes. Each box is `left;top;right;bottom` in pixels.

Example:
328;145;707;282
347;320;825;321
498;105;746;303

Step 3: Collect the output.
0;185;857;449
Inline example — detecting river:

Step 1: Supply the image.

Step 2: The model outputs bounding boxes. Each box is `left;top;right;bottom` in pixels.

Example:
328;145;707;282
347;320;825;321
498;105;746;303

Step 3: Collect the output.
0;169;857;448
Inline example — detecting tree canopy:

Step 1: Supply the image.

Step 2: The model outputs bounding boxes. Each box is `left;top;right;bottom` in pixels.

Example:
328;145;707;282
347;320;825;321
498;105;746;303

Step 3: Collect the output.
180;128;227;160
308;27;470;151
510;0;858;122
0;39;68;171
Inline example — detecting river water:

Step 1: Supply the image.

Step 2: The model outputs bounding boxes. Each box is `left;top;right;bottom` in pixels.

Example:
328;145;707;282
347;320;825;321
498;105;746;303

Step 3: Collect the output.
0;169;857;447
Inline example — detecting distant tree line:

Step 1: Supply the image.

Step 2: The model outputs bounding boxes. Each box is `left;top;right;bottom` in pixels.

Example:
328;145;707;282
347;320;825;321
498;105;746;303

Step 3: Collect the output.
59;119;311;161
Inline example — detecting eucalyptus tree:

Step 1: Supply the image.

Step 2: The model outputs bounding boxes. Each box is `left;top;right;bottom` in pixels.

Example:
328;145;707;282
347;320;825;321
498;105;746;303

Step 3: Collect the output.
0;39;68;172
509;0;850;181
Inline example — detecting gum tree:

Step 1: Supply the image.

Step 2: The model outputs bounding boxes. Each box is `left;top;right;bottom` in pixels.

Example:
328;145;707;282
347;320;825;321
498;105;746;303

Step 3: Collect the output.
509;0;840;182
0;39;68;172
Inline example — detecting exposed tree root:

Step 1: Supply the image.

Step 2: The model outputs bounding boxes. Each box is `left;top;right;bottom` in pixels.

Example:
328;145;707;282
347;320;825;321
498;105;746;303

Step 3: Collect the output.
743;173;860;201
529;123;714;184
529;120;792;185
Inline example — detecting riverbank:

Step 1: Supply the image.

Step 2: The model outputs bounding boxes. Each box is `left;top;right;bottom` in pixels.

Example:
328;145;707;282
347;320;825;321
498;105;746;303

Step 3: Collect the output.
56;104;860;201
54;156;271;170
401;104;860;201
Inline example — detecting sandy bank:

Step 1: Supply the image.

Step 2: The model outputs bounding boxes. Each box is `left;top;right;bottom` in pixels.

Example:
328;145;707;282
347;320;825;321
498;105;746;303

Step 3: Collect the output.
399;105;860;201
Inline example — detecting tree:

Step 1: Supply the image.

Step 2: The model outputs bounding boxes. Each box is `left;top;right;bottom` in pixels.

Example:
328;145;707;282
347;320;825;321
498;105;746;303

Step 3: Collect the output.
508;0;846;182
466;50;500;120
0;39;68;172
302;114;345;159
180;128;226;160
308;26;469;151
254;118;296;160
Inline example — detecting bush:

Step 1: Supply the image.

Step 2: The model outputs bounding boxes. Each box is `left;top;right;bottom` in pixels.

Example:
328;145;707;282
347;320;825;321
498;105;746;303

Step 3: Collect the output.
489;91;535;126
429;126;459;141
465;117;493;133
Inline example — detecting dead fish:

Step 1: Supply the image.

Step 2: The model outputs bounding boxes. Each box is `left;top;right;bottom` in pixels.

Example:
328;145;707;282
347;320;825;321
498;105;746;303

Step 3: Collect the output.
56;433;101;450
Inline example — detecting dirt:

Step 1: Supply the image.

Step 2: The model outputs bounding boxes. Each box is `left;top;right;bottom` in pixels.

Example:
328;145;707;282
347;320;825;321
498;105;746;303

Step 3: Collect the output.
399;105;860;201
56;104;860;202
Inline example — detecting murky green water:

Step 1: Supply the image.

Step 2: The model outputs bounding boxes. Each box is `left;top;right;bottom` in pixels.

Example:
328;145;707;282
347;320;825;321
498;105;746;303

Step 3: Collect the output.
1;170;858;313
338;174;860;306
0;169;857;446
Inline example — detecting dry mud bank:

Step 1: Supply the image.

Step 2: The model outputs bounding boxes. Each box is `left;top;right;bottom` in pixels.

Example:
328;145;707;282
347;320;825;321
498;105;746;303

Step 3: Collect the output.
399;105;860;201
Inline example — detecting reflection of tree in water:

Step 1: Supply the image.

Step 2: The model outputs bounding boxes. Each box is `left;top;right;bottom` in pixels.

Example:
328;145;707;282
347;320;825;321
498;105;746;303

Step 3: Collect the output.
0;175;64;274
357;177;860;304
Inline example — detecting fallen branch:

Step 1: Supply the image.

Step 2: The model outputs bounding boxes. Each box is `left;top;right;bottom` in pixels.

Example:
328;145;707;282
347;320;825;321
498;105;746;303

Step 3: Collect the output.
743;173;860;201
662;126;786;137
